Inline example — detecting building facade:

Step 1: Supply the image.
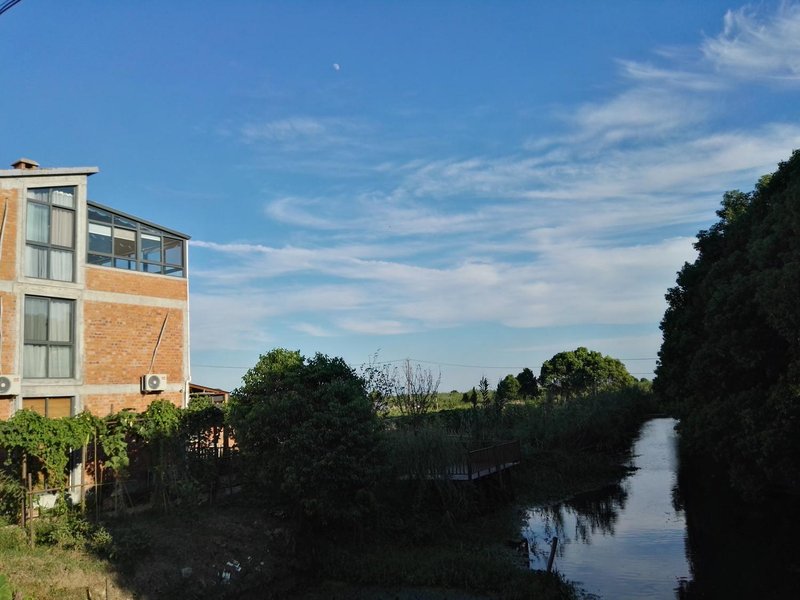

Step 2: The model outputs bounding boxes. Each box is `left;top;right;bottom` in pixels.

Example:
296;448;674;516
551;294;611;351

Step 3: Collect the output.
0;158;190;420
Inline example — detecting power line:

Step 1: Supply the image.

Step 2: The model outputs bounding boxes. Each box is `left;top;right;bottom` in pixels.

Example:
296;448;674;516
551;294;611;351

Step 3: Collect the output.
0;0;23;17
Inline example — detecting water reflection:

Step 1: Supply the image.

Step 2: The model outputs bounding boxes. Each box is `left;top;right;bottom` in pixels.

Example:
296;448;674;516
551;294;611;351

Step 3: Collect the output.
523;418;690;599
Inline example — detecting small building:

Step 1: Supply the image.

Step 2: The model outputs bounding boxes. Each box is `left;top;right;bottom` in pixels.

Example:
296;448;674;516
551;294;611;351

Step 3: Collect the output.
0;158;190;419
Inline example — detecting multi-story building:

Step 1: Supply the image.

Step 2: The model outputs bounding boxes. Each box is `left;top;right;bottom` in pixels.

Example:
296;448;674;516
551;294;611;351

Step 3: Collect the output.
0;158;190;420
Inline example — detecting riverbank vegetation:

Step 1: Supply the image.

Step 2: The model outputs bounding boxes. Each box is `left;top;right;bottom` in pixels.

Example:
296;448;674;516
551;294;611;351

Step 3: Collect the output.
656;149;800;501
0;347;655;599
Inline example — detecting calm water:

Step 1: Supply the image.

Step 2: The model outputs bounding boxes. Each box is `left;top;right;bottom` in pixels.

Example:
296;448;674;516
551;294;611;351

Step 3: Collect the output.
523;418;690;599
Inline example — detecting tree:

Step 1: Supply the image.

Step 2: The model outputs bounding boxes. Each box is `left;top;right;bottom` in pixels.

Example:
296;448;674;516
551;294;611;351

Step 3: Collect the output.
230;349;383;529
494;374;521;414
539;347;634;402
478;375;491;407
516;367;539;399
655;152;800;499
392;359;441;427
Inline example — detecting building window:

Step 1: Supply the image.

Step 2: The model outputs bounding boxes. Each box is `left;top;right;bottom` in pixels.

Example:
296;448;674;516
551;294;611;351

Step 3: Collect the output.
22;397;73;418
87;204;186;277
24;187;76;282
23;297;74;379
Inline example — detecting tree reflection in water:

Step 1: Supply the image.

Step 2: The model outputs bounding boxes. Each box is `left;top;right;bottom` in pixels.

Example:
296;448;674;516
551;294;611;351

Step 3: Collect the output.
523;481;629;565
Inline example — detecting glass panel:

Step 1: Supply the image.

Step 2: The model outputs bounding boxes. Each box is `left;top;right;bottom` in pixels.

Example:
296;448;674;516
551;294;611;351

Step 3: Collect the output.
50;187;75;208
164;237;183;266
88;205;112;223
26;202;49;243
114;228;136;259
27;189;49;203
49;300;72;342
164;267;184;277
88;254;113;266
47;397;72;418
24;297;48;341
24;245;48;278
88;223;112;253
23;398;47;416
48;347;72;378
51;207;74;248
113;214;137;229
23;344;47;378
50;250;73;282
143;263;163;274
141;233;161;261
115;257;136;270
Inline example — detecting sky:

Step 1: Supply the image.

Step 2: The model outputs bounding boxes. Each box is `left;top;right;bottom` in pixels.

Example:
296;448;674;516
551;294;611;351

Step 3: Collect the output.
2;1;800;392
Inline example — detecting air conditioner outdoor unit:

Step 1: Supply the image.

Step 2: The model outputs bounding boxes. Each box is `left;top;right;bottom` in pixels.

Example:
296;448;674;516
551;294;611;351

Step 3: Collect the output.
141;373;167;393
0;374;21;397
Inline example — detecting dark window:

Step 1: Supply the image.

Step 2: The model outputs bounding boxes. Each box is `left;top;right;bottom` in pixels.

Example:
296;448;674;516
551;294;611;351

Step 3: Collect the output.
86;204;186;277
23;297;74;379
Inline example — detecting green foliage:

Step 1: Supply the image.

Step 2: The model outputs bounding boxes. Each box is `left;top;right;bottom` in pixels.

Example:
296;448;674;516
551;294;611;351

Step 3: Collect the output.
0;409;96;488
516;367;539;399
495;374;521;413
0;471;24;522
656;150;800;498
0;574;11;600
539;347;634;402
231;349;384;530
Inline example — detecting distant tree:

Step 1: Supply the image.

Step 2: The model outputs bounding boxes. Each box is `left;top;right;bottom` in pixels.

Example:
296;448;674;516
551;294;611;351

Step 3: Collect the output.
539;347;634;402
478;375;491;407
392;359;441;427
469;387;478;408
359;351;396;416
516;367;539;399
494;374;521;414
230;349;383;530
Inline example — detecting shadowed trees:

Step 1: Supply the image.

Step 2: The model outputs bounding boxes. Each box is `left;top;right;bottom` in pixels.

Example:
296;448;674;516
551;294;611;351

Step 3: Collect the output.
655;151;800;499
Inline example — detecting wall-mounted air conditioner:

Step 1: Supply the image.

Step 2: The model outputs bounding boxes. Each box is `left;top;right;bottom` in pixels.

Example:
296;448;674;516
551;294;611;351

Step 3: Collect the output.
141;373;167;393
0;374;21;397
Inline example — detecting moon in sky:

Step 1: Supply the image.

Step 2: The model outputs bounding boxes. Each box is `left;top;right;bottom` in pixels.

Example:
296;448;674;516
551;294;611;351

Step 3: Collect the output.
332;63;340;71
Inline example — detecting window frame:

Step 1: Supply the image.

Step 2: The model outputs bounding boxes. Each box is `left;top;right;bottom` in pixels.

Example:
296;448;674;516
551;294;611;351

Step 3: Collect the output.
87;203;187;277
23;296;75;380
24;186;76;282
21;396;74;418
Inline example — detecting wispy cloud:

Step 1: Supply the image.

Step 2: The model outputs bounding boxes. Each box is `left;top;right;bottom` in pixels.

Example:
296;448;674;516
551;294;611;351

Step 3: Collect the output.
193;3;800;364
702;3;800;80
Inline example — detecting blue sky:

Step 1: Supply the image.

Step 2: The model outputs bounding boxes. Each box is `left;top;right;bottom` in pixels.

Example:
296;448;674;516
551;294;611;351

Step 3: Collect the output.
3;1;800;392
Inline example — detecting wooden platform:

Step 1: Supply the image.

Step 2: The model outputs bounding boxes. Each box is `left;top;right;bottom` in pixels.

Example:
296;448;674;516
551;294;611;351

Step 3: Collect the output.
445;440;522;481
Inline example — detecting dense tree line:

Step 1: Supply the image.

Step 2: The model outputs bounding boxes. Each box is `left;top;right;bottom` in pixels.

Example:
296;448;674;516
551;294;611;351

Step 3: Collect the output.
655;150;800;499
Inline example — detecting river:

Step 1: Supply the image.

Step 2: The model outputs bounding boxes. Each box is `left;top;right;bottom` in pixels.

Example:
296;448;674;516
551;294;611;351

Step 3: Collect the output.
522;418;688;598
521;417;800;598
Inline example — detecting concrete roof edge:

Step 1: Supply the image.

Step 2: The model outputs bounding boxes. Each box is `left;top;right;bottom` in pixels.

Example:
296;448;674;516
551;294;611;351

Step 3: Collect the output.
0;166;100;178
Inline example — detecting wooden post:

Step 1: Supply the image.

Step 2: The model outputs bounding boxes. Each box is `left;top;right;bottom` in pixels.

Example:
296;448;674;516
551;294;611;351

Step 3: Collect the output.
20;454;27;528
80;439;88;513
546;537;558;573
27;473;35;547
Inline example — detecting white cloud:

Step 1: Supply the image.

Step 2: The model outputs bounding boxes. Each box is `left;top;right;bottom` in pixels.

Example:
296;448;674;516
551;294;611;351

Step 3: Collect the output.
702;4;800;80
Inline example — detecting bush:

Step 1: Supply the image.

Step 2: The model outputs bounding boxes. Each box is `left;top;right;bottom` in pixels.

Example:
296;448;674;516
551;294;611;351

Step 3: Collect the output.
230;350;384;531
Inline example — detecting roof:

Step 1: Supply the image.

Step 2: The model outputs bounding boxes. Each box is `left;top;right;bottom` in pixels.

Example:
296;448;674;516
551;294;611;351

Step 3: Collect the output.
88;200;191;240
0;166;100;178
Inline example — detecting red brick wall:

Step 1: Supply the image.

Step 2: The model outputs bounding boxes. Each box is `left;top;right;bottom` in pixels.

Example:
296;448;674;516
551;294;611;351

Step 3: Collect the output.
0;292;16;374
82;392;183;417
0;398;10;420
86;267;188;301
0;189;18;281
84;302;185;385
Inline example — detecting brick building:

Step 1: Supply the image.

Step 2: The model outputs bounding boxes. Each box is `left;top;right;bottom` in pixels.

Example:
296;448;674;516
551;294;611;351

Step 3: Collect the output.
0;158;190;420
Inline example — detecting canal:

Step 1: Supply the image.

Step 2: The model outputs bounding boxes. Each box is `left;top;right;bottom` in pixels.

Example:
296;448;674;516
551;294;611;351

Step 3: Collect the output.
521;417;799;598
523;417;688;598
